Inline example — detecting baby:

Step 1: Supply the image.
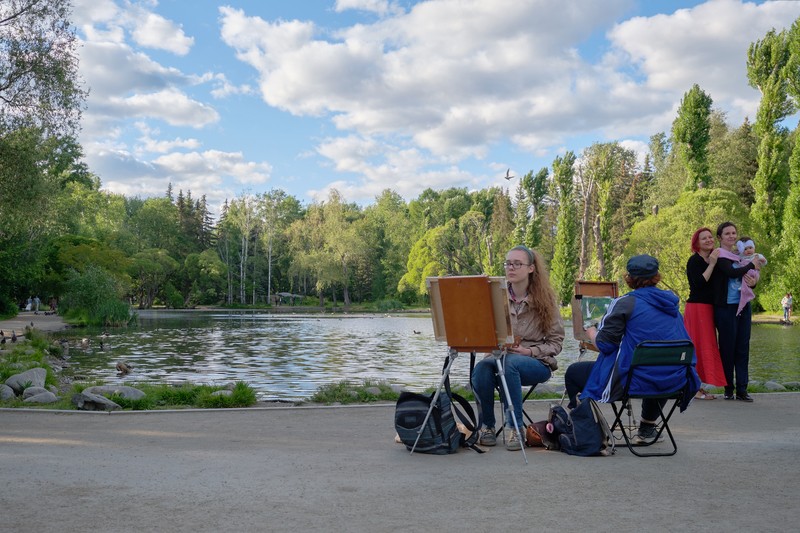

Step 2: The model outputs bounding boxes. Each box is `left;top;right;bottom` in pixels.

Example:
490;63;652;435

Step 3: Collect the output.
735;237;767;316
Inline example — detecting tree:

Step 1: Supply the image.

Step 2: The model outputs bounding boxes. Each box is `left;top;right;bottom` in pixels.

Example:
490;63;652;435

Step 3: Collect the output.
549;152;579;305
0;0;86;136
672;84;713;190
747;28;793;240
522;168;548;250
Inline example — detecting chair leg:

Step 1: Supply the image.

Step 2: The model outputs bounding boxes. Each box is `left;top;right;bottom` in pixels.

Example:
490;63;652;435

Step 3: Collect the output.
611;398;680;457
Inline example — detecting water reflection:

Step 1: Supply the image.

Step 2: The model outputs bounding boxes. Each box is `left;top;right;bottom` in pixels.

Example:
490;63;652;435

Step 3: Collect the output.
61;310;799;401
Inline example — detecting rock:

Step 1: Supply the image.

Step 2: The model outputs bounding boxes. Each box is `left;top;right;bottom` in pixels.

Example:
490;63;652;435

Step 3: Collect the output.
0;383;15;400
23;391;58;404
5;367;47;394
764;381;787;391
83;385;145;400
22;386;48;399
72;391;120;411
211;390;232;397
365;386;382;395
390;384;406;393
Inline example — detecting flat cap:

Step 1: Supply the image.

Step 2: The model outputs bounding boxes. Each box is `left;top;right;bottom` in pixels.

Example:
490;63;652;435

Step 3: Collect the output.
626;254;659;278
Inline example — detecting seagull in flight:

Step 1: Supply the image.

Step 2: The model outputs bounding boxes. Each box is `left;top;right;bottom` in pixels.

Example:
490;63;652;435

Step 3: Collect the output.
504;168;515;180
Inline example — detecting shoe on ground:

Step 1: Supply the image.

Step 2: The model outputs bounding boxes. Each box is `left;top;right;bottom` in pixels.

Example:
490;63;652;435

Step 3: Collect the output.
735;393;754;402
478;426;497;446
632;424;663;445
505;427;522;451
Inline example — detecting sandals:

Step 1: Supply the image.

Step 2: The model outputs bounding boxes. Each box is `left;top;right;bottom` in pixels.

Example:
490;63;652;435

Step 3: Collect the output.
695;388;716;400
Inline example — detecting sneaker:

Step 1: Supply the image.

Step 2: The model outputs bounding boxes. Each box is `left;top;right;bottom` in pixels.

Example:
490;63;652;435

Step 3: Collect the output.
478;426;497;446
632;424;663;445
505;427;522;451
735;393;754;402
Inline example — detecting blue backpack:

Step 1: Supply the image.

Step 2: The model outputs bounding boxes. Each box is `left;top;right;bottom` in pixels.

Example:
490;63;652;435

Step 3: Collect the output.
548;399;615;456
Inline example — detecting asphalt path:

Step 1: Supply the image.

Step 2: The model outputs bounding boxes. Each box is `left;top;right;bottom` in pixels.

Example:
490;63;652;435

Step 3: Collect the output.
2;393;799;532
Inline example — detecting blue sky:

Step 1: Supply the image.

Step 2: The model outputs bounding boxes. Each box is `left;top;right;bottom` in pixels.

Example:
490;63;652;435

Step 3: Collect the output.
71;0;800;217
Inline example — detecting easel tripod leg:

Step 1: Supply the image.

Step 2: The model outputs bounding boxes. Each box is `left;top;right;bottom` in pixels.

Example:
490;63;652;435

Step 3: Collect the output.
495;355;528;465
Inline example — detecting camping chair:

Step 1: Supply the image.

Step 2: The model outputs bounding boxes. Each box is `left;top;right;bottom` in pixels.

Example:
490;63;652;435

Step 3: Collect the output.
609;339;695;457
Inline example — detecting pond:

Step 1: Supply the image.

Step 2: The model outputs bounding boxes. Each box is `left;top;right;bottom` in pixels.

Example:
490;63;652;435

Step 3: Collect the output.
60;310;800;401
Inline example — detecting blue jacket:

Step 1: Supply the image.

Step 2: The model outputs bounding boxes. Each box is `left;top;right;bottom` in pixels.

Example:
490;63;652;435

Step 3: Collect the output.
581;286;701;410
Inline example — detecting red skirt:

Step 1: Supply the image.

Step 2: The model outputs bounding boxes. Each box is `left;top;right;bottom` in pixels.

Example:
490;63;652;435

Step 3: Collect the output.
684;302;726;386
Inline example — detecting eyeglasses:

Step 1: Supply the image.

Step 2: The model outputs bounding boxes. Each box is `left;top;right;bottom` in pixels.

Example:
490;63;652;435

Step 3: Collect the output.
503;261;530;270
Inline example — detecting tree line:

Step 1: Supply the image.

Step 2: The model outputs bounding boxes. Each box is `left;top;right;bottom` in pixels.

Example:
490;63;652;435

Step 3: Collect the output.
1;2;799;323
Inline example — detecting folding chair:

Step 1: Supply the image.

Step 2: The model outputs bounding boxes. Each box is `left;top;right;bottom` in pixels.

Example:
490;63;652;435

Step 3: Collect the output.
609;339;695;457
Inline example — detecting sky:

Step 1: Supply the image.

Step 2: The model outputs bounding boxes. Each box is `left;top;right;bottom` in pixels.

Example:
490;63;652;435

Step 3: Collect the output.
71;0;800;217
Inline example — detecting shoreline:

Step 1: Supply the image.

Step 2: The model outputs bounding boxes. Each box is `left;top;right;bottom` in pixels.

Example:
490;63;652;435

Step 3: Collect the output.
0;308;791;336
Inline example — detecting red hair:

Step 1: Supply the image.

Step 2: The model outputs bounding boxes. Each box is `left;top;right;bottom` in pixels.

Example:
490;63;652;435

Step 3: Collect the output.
690;227;713;253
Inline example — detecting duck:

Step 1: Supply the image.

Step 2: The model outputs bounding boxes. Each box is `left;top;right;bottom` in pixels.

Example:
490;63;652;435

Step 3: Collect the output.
80;338;90;348
1;336;5;345
413;330;421;334
116;361;133;374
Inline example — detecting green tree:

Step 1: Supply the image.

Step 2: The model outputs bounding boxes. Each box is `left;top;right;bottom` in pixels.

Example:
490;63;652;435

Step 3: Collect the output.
672;84;713;190
549;152;578;305
128;248;179;309
747;27;793;240
0;0;87;135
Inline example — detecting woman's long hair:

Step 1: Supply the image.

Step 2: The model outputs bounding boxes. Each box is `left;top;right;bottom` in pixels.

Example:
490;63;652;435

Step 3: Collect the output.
510;245;559;327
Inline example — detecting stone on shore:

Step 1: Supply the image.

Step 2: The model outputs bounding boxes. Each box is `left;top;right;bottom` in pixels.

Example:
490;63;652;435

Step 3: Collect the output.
5;367;47;394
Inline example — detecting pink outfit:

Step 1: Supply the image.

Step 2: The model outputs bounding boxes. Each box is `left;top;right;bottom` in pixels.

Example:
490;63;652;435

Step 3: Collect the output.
717;248;757;316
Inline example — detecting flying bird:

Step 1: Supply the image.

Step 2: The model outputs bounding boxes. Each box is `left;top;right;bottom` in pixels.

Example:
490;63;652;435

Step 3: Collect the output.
504;168;515;180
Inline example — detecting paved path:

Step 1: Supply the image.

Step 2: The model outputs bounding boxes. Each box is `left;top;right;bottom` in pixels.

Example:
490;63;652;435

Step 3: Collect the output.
1;394;799;532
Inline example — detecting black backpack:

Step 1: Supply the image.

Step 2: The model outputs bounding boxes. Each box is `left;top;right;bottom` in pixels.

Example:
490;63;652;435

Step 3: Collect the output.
548;399;615;457
394;370;483;455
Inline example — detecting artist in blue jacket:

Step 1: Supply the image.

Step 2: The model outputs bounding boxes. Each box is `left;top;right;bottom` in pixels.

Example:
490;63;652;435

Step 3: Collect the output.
566;254;700;444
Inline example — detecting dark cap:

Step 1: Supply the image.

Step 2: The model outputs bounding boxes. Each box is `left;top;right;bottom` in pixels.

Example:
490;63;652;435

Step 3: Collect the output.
626;254;659;278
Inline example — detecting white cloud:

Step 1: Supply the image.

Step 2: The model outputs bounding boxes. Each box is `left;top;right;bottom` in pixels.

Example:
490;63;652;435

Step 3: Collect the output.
129;9;194;55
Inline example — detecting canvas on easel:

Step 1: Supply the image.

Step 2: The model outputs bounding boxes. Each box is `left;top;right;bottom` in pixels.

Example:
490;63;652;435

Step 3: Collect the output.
571;280;618;352
427;275;513;352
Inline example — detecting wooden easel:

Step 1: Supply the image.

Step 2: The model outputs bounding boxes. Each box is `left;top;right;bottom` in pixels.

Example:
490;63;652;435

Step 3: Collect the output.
418;275;528;463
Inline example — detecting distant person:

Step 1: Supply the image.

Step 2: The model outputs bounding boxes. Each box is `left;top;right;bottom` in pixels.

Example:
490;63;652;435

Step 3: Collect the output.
34;296;40;313
684;227;725;399
565;254;700;444
472;245;564;451
25;297;32;311
781;292;793;322
712;222;764;402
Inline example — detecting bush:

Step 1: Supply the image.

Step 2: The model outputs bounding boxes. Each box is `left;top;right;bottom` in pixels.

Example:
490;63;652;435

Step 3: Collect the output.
59;265;131;326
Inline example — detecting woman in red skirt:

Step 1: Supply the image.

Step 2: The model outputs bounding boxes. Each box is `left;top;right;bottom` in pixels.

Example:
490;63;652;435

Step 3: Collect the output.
684;227;726;398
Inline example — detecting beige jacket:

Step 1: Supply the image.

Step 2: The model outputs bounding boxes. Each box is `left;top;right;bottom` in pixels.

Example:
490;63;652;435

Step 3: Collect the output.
510;296;565;370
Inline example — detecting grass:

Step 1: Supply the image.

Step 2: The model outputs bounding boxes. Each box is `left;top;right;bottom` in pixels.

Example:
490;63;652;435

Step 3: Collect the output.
306;378;564;405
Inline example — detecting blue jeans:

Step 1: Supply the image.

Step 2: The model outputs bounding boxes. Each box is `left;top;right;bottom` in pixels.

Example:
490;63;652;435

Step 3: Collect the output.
472;354;551;429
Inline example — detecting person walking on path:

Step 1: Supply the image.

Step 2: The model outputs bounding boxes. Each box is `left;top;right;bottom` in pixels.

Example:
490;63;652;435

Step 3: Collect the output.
781;293;793;322
684;227;725;399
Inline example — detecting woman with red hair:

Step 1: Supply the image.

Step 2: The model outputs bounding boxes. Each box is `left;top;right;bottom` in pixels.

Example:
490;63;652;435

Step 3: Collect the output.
684;227;725;398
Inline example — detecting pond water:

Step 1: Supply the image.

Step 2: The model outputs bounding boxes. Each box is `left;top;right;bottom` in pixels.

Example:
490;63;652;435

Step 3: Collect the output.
60;310;800;401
